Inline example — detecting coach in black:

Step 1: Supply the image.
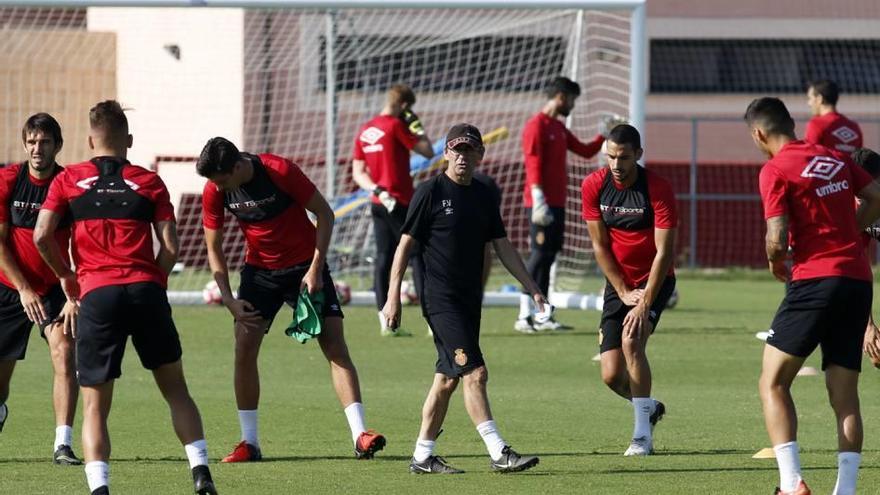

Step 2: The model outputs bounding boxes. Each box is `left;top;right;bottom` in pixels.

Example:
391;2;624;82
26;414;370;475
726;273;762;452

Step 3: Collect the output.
383;123;545;474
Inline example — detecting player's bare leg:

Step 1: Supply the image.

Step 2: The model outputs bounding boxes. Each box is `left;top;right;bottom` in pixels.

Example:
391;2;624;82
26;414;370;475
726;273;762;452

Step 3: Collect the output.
81;382;113;494
600;349;631;400
418;374;458;441
622;322;662;456
233;319;268;410
759;345;806;492
826;364;862;495
317;316;361;406
45;322;81;464
461;365;493;425
0;360;15;432
622;322;653;398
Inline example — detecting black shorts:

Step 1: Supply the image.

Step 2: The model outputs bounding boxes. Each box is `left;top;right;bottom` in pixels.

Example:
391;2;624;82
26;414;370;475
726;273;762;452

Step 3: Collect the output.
767;277;872;371
0;283;65;361
426;311;485;378
238;262;343;329
527;206;565;254
599;276;676;353
76;282;182;386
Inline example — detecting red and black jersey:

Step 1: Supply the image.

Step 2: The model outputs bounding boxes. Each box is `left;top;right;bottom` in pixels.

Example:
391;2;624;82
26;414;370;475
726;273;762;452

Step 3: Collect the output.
522;112;604;208
0;163;71;296
352;114;419;206
41;157;175;297
759;141;873;282
202;153;318;269
582;167;677;288
805;112;863;154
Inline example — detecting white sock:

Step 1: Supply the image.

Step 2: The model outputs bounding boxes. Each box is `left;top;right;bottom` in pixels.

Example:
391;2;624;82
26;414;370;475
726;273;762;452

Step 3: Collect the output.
238;409;259;448
84;461;109;492
55;425;73;451
476;420;507;461
344;402;367;445
518;294;533;320
773;441;803;492
184;439;209;468
632;397;653;440
832;451;861;495
413;438;435;462
377;311;389;330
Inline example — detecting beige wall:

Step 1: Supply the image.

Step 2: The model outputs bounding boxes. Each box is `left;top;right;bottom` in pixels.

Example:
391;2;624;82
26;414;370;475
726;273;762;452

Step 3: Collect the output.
0;29;115;165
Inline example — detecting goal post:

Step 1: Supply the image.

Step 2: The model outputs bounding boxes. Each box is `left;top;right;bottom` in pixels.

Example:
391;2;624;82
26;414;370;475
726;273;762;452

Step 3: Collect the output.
0;0;646;308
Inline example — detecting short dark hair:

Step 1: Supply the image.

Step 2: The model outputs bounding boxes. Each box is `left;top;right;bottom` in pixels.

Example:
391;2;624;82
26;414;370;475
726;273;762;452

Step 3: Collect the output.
387;84;416;106
21;112;63;147
197;137;242;177
545;76;581;99
852;147;880;179
607;124;641;150
89;100;129;142
808;79;840;106
743;97;796;137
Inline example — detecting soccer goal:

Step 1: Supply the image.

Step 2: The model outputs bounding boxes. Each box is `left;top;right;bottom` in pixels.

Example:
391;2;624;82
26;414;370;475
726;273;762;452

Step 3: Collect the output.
0;0;646;307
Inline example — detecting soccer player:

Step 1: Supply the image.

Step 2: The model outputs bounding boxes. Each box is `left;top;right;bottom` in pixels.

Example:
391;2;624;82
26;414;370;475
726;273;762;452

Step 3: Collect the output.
383;123;545;474
197;137;386;463
34;101;217;495
851;148;880;368
0;113;80;465
745;97;880;495
516;76;624;333
581;124;677;456
805;79;863;154
351;84;435;336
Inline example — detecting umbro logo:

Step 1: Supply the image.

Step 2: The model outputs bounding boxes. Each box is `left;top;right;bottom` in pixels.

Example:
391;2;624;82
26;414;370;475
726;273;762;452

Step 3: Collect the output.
359;127;385;146
831;126;858;144
801;156;844;181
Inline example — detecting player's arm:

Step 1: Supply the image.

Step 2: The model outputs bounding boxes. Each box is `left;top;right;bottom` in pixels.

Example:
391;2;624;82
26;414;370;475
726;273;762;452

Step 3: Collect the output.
765;215;789;282
382;233;415;329
0;221;46;323
204;226;260;324
855;181;880;229
492;237;546;311
566;128;605;159
33;209;77;299
351;159;377;193
586;219;641;304
153;220;179;276
641;227;676;308
302;190;335;295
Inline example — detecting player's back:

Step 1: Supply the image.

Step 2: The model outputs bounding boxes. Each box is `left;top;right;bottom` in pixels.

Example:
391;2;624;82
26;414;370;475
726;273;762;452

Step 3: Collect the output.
354;114;416;204
760;141;871;282
806;111;862;154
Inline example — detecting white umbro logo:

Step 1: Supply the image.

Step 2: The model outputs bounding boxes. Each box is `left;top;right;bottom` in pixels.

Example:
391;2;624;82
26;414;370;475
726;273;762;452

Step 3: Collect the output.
801;156;845;181
359;127;385;145
831;126;858;144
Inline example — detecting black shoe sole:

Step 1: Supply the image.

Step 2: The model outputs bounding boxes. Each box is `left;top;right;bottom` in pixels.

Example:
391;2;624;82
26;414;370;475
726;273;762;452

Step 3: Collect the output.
492;456;539;473
355;435;386;460
195;481;217;495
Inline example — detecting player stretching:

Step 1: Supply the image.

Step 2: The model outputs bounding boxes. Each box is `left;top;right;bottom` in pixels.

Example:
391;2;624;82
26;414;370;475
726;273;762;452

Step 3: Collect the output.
197;137;385;463
351;84;434;336
581;124;677;456
745;97;880;495
0;113;80;465
805;79;863;154
516;76;624;333
34;101;217;495
384;124;544;474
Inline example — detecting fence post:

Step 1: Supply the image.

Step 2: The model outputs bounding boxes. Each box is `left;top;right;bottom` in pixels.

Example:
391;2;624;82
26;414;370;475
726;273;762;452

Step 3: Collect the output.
689;118;698;269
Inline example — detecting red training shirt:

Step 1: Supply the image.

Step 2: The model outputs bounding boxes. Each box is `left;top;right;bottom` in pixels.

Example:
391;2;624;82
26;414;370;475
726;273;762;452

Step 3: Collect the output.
352;114;419;206
759;141;872;282
522;112;604;208
804;111;863;154
202;154;318;269
581;167;677;288
0;163;70;296
41;160;175;297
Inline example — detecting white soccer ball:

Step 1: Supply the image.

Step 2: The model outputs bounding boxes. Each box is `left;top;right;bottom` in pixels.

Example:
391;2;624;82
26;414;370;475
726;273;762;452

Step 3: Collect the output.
202;280;223;305
400;280;419;305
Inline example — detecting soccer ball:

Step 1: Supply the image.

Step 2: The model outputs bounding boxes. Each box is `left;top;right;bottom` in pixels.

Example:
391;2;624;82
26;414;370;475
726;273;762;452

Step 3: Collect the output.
666;288;679;309
334;281;352;305
202;280;223;305
400;279;419;305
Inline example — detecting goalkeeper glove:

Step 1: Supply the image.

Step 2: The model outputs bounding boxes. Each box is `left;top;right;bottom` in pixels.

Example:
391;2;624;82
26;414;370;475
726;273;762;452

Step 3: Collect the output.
866;224;880;241
600;113;629;138
530;187;554;226
400;110;426;136
372;186;397;213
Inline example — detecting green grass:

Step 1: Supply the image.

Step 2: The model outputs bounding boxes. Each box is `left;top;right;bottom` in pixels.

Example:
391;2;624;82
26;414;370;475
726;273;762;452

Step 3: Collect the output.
3;278;880;494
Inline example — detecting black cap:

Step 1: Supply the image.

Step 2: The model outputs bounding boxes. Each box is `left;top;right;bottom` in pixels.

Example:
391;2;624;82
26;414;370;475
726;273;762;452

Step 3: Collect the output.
445;123;483;150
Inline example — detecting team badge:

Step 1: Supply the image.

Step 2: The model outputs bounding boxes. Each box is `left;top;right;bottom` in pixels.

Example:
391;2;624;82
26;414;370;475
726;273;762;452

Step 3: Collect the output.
454;348;468;366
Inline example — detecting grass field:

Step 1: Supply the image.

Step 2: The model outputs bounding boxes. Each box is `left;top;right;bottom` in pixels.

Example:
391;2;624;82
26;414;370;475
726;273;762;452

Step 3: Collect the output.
3;276;880;494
